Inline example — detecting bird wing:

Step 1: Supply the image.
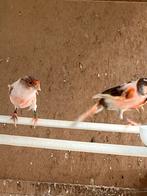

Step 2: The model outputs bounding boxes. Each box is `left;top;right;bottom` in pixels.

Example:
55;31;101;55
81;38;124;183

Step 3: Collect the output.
121;87;136;99
8;85;13;95
93;81;137;99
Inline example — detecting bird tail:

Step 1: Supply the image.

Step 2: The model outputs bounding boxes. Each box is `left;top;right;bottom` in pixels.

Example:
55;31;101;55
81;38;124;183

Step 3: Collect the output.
93;93;112;99
76;103;104;122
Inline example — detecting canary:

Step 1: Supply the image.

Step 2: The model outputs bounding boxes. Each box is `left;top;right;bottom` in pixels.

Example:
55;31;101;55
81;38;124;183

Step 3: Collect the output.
77;78;147;125
8;76;41;126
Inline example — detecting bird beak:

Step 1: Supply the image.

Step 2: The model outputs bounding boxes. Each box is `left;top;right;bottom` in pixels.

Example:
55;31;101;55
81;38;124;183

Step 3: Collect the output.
35;80;41;91
37;85;41;91
143;86;147;94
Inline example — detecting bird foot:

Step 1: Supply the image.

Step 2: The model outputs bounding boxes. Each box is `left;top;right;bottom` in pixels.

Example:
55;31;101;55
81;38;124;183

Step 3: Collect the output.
32;117;38;128
11;112;18;127
141;106;144;111
126;118;140;126
135;108;140;113
136;106;144;113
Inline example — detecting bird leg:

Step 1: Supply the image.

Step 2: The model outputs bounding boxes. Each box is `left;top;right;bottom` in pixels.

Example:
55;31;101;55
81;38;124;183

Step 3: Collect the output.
135;108;140;113
126;118;140;126
11;108;18;127
135;105;144;113
140;105;144;112
118;109;124;120
32;110;38;127
118;110;139;125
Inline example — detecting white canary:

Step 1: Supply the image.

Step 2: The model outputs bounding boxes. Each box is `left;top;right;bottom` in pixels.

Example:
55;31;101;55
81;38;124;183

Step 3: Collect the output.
8;76;41;126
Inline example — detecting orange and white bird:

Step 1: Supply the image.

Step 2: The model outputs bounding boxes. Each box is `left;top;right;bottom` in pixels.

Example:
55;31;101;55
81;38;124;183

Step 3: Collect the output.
8;76;41;126
77;78;147;125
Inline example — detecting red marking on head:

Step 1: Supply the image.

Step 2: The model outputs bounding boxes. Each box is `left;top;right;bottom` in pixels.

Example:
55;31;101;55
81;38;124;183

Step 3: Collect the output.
33;80;41;91
32;80;40;85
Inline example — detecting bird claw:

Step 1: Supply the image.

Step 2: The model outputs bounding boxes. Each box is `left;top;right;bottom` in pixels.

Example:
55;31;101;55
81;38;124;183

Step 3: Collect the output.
136;106;144;113
11;112;18;127
126;118;140;126
141;106;144;112
32;117;38;128
135;108;140;113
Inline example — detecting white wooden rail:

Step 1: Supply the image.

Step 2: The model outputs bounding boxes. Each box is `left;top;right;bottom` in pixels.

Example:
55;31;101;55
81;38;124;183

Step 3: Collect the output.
0;115;140;133
0;134;146;157
0;115;146;157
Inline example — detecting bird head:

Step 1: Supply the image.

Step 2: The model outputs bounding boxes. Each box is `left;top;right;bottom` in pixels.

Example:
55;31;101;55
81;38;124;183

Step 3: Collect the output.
21;76;41;91
137;78;147;95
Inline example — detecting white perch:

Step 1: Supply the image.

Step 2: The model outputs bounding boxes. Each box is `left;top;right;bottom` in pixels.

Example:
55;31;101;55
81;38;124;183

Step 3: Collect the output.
0;134;147;157
139;126;147;146
0;115;140;133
